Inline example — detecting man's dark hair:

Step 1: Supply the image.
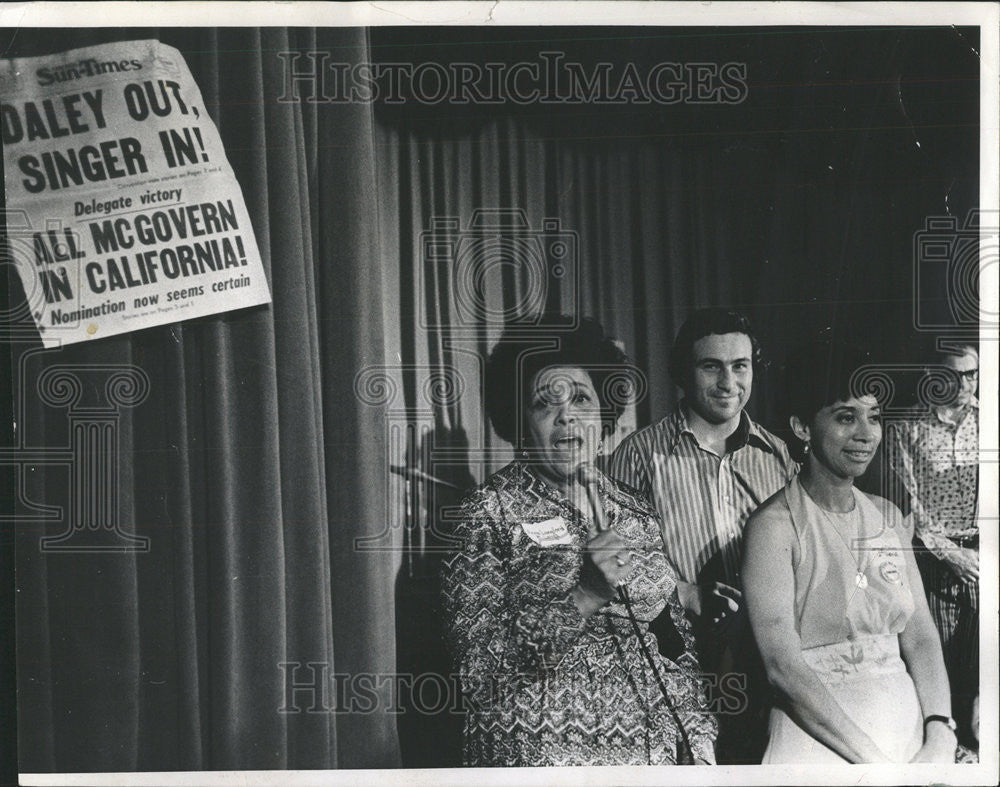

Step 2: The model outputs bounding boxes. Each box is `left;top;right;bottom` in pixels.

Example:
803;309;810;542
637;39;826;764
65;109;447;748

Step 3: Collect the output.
667;308;763;391
484;314;634;447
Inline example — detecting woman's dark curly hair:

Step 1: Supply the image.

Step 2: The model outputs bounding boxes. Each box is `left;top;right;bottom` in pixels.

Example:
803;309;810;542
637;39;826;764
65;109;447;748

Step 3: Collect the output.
484;314;634;448
783;339;877;462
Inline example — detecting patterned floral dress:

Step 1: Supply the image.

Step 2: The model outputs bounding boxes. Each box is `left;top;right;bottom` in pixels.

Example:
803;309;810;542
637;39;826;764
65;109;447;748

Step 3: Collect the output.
440;462;717;766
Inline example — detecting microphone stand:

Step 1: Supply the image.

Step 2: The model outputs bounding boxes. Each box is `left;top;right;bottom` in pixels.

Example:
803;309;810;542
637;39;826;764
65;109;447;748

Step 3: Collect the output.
577;462;696;764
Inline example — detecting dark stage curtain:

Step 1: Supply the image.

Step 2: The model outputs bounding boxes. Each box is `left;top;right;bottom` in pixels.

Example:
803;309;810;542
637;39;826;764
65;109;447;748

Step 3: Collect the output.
4;24;977;774
373;26;978;445
7;27;401;772
373;27;978;764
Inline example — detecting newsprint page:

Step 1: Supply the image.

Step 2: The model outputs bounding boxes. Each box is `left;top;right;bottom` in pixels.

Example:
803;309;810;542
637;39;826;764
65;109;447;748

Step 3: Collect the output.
0;3;997;786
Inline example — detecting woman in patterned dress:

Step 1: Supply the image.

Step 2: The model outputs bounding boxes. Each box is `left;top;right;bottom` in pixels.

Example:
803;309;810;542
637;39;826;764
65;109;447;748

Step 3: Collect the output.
742;341;955;763
440;316;716;766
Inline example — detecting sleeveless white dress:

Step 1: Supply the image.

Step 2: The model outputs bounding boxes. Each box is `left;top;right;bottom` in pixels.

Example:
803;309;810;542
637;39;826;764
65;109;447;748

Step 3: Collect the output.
761;476;923;763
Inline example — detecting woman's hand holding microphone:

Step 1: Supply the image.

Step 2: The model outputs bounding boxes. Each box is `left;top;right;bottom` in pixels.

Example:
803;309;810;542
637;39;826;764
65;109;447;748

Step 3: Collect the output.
571;530;636;617
570;463;636;617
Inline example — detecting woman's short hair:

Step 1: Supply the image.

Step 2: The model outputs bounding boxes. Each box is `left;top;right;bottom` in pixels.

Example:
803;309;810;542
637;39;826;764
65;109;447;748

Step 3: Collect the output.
484;314;633;447
783;339;875;461
667;308;763;389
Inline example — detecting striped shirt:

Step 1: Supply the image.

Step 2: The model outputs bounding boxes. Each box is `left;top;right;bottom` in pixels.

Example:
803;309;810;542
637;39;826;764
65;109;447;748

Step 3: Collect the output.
607;404;797;589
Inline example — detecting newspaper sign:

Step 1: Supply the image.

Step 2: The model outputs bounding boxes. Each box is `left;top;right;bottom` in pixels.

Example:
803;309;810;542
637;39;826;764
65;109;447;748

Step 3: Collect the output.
1;39;271;347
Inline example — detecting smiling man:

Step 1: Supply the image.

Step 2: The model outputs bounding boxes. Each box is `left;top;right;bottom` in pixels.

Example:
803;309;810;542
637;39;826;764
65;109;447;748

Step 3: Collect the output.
608;308;797;763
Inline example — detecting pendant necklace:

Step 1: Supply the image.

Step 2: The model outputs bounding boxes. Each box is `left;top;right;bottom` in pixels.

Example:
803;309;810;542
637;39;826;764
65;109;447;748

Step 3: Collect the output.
819;500;870;590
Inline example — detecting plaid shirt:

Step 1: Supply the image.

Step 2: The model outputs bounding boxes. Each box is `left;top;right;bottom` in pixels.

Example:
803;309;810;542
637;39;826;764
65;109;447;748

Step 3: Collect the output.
607;403;797;589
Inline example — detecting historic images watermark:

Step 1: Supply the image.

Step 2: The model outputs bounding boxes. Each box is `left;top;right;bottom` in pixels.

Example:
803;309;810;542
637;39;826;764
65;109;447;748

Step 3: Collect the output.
351;205;645;553
846;354;988;572
352;356;648;553
2;208;88;332
2;206;153;552
277;662;748;716
277;51;748;105
0;358;151;553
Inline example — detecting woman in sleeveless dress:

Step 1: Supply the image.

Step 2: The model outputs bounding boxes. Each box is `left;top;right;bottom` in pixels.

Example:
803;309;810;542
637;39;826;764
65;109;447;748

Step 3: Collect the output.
742;341;956;763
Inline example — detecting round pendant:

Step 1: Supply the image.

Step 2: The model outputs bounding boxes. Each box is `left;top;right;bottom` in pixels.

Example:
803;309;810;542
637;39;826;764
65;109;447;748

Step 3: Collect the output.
856;572;868;589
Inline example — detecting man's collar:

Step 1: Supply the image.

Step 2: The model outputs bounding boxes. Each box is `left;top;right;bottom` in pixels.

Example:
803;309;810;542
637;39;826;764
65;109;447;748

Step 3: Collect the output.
736;412;776;453
667;402;774;456
932;395;979;427
664;405;690;454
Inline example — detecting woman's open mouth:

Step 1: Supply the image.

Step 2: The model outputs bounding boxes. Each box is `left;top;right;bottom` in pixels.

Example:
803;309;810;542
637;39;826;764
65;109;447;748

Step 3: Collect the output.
844;449;873;462
554;436;584;449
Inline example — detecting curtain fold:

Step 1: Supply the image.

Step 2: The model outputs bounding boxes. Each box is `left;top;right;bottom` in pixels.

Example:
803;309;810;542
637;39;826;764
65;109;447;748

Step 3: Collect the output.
6;24;976;775
11;26;399;772
374;116;772;472
313;26;402;769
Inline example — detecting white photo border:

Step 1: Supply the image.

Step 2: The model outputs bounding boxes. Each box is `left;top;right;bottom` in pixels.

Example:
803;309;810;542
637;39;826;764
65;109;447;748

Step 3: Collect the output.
4;2;997;786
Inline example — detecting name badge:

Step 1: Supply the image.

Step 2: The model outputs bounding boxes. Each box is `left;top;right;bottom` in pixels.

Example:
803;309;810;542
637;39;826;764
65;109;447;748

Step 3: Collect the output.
520;517;574;547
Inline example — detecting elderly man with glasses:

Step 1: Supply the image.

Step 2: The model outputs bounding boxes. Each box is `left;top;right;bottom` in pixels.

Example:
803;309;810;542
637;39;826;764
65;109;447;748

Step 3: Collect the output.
886;343;980;755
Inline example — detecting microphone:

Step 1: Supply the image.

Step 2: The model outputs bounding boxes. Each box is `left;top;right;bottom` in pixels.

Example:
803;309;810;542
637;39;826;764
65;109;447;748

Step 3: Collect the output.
578;462;627;603
577;462;608;533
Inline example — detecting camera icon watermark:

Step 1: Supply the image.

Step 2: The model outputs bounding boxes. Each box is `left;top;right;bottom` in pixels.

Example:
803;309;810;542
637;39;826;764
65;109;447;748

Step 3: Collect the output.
912;210;998;336
420;209;579;333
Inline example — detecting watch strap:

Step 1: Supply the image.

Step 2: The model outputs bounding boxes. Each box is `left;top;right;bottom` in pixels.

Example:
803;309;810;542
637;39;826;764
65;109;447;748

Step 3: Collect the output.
923;714;957;733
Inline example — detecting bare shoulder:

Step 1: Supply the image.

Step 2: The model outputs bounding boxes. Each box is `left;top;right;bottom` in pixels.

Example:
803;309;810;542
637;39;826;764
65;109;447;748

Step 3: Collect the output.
747;486;791;526
745;487;794;544
743;487;798;580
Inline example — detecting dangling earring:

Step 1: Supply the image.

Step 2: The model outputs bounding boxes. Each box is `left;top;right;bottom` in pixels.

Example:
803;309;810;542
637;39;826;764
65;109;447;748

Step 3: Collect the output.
803;441;811;456
596;440;605;456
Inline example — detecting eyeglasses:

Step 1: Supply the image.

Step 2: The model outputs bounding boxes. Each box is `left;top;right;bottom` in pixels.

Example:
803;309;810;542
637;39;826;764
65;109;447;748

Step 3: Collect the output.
957;369;979;381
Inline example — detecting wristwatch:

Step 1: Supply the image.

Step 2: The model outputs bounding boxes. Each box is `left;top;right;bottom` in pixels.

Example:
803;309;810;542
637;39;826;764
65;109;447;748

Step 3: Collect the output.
924;715;958;734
